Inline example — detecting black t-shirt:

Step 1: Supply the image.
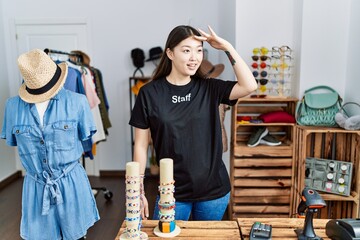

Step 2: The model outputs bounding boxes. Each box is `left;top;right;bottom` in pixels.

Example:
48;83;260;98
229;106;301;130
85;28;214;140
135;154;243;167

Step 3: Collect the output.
129;77;237;201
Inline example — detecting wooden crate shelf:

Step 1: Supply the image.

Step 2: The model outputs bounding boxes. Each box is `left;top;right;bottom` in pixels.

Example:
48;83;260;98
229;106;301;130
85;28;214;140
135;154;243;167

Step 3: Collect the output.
293;125;360;219
233;195;291;204
230;97;298;219
234;144;293;157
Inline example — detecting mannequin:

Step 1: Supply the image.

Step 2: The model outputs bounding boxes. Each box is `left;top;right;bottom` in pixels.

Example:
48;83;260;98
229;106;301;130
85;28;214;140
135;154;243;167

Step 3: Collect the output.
1;49;99;240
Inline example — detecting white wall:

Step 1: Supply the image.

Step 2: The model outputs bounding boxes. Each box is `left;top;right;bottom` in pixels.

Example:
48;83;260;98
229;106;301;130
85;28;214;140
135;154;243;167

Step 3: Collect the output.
344;0;360;114
0;0;221;176
234;0;356;100
235;0;297;95
299;0;351;97
218;0;236;172
0;0;17;181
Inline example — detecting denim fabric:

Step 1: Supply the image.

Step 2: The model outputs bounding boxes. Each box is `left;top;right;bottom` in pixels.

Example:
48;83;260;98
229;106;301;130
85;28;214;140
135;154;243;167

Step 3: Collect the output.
1;88;99;240
63;65;79;93
62;65;93;159
153;192;230;221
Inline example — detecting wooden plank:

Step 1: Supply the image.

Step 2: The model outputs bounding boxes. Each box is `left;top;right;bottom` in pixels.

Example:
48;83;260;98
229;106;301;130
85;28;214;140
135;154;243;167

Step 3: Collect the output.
234;168;292;177
237;97;298;102
233;205;289;214
237;218;330;240
237;106;284;114
297;125;360;134
234;158;292;167
116;220;241;240
236;125;293;132
232;195;290;204
234;188;291;197
319;191;358;202
313;133;323;158
233;213;290;219
234;145;293;157
234;178;292;187
318;200;356;219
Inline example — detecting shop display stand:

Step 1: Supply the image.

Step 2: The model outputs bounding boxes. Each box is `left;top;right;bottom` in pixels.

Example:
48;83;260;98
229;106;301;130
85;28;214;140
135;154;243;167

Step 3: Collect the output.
270;46;293;97
230;97;298;218
153;158;181;237
120;162;148;240
249;46;293;97
293;126;360;219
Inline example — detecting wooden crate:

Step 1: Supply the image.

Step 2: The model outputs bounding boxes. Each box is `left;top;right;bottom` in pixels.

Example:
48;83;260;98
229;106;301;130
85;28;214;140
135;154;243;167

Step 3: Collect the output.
230;97;298;219
293;126;360;219
116;220;241;240
237;218;330;239
232;157;294;218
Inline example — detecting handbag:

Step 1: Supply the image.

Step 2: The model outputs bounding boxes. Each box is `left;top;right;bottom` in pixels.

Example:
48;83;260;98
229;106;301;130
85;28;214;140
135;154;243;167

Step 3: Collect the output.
335;102;360;130
296;85;342;126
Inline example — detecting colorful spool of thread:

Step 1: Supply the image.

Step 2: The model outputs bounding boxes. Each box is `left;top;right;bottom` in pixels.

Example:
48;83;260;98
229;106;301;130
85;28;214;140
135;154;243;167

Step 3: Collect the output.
158;221;176;233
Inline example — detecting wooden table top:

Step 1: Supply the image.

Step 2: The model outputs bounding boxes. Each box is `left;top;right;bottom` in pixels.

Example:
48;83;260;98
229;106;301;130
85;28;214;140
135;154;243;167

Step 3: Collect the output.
237;218;331;240
116;220;241;240
116;218;332;239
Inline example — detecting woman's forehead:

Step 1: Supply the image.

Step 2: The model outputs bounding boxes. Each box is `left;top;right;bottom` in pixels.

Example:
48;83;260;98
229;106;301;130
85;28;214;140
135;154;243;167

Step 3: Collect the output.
177;37;203;48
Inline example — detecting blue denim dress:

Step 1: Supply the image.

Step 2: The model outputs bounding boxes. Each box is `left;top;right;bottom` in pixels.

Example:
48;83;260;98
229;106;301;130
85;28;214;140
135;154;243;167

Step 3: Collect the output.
1;88;100;240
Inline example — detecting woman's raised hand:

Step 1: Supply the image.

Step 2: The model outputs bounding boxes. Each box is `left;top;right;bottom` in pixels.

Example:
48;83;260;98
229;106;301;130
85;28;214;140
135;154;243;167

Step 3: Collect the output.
195;25;230;51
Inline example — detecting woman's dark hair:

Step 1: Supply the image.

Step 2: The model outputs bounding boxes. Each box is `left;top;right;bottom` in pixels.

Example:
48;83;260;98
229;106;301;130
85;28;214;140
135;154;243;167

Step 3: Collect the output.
152;25;206;80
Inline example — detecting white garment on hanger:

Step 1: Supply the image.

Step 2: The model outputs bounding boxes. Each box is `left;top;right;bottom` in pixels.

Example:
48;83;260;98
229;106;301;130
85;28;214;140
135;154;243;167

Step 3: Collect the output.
35;100;50;126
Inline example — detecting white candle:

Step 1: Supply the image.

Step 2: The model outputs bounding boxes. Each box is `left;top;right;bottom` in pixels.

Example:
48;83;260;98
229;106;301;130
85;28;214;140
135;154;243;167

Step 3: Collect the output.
126;162;140;177
125;162;140;231
160;158;173;183
160;158;174;204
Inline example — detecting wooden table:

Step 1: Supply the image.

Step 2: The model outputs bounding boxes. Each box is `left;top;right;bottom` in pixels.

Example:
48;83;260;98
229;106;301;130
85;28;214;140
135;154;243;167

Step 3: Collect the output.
237;218;330;240
116;220;241;239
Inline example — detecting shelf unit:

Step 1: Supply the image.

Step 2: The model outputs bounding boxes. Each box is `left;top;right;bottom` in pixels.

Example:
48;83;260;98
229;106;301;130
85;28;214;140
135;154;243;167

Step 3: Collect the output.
293;126;360;219
230;97;298;219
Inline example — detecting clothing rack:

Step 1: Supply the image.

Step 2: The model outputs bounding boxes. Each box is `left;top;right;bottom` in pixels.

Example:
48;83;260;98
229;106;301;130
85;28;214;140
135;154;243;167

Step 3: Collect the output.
45;48;113;200
44;48;76;55
44;48;84;63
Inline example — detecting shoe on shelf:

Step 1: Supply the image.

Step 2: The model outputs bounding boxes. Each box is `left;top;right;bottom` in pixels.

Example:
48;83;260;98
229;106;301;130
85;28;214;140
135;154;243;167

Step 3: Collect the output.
260;134;282;146
247;127;269;147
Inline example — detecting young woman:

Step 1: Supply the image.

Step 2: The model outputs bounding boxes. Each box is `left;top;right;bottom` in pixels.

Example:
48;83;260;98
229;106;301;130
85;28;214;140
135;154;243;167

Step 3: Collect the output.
129;25;257;220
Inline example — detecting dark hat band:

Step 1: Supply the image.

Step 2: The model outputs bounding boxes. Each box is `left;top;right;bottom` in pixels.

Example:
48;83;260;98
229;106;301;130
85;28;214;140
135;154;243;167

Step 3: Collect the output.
26;65;61;95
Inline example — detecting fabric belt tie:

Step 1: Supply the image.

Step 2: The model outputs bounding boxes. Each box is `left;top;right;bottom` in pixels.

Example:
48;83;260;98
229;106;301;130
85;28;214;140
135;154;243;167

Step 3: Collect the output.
26;161;79;215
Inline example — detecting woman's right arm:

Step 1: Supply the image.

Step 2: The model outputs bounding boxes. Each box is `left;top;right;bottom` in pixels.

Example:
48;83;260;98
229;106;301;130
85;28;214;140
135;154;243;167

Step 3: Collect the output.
134;127;149;175
133;127;150;219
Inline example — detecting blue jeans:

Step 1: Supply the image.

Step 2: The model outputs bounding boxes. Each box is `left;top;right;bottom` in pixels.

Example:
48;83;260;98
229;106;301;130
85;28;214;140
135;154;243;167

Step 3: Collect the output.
153;192;230;221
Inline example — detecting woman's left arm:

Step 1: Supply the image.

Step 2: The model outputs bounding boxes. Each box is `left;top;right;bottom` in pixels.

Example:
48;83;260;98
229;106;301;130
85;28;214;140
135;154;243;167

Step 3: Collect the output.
196;26;257;100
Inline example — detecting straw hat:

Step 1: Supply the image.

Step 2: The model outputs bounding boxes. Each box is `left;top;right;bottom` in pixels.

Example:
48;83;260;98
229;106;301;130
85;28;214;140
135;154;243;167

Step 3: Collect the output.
18;49;68;103
199;59;225;78
70;50;91;65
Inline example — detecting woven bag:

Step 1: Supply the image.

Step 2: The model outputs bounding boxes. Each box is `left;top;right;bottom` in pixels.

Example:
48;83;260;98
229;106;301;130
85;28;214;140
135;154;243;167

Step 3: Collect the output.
296;85;342;126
